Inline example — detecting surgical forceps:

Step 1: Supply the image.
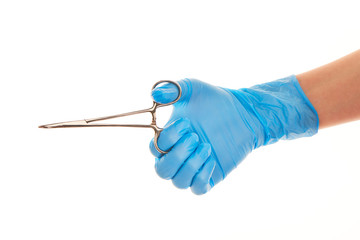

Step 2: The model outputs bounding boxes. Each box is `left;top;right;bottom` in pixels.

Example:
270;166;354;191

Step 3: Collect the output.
39;80;182;154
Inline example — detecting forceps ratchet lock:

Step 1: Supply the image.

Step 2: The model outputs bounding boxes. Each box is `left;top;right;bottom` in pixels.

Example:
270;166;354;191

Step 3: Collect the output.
39;80;182;154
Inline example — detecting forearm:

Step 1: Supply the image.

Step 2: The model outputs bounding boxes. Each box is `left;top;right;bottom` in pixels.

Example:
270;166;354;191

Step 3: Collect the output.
296;50;360;129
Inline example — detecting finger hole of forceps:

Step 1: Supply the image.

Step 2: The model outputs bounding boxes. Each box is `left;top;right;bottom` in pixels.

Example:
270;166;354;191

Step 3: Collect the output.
152;80;182;154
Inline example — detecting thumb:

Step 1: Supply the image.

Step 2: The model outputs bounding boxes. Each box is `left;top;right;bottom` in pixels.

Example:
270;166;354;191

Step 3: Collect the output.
151;79;191;104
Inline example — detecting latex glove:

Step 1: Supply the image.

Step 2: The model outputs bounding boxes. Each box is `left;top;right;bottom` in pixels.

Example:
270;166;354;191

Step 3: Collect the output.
149;75;318;195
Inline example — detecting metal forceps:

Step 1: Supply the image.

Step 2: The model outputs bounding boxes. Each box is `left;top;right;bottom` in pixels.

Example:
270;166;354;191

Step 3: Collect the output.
39;80;182;154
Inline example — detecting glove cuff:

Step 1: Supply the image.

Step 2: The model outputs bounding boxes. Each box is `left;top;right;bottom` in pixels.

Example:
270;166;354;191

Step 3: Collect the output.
236;75;319;146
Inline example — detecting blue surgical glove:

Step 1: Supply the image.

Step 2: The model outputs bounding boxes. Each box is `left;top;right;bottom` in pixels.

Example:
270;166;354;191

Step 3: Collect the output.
149;75;319;195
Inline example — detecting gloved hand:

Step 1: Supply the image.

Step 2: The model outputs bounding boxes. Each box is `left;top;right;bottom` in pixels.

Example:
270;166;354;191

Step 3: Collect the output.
149;75;319;195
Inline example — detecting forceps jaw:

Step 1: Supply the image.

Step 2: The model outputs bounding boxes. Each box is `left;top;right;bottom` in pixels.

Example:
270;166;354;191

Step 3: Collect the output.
39;120;88;129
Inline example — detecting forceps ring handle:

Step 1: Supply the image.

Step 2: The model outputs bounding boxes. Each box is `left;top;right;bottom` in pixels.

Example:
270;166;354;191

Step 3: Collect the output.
151;80;182;154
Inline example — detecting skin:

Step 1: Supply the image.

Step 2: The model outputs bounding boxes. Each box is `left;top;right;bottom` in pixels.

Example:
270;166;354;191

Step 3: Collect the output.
297;49;360;128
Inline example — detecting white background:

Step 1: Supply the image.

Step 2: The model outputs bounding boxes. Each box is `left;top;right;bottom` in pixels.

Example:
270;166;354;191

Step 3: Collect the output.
0;0;359;239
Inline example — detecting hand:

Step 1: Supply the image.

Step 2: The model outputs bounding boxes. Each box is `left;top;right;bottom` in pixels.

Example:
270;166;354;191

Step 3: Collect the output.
149;76;318;195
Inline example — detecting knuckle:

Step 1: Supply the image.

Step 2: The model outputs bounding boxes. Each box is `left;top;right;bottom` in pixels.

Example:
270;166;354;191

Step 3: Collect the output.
191;185;207;195
183;133;199;151
197;175;208;185
175;118;191;133
190;177;210;195
199;143;211;159
155;155;179;180
172;178;189;189
155;167;170;180
154;160;170;180
186;161;199;174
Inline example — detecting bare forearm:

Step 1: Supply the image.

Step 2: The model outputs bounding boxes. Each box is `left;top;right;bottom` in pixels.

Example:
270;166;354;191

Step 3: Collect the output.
296;50;360;129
